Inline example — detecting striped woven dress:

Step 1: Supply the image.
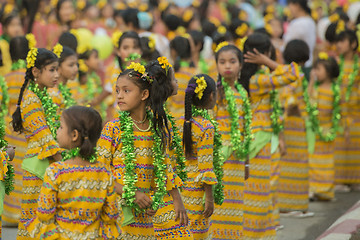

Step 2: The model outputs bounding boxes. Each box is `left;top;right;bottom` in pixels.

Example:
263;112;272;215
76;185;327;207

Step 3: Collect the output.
334;59;360;185
211;90;245;240
278;75;309;212
308;86;335;200
244;63;300;240
97;118;182;239
0;151;11;240
3;68;27;225
167;66;197;119
17;89;62;239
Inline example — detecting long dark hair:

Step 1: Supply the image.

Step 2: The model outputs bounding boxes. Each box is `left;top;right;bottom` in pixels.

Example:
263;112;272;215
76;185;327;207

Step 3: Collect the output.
215;44;243;100
116;31;141;71
169;36;194;72
63;106;102;160
183;74;216;158
12;48;59;133
10;36;29;62
239;33;272;95
118;60;174;149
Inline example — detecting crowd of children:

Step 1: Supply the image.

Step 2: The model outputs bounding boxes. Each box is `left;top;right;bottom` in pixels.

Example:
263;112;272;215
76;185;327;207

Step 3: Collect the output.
0;0;359;239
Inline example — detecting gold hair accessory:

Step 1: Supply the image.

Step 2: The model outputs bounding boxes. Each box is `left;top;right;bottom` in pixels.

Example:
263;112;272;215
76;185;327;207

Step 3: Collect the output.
157;57;172;72
265;23;273;35
215;41;229;53
78;59;88;72
112;31;123;49
148;35;156;50
237;37;247;51
336;20;345;34
4;4;15;15
127;62;146;75
139;3;148;12
329;13;339;23
236;23;248;37
194;76;207;100
97;0;107;9
53;43;63;58
26;48;38;68
77;0;86;10
183;9;193;22
25;33;37;49
217;26;227;35
318;52;329;60
264;14;274;23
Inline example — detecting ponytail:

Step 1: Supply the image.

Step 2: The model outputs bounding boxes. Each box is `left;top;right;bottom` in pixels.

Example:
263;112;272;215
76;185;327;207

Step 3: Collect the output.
183;90;194;158
12;69;32;133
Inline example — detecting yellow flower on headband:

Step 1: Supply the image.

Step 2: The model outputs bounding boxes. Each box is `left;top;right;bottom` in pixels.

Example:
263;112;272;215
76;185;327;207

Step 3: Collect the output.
53;43;63;58
236;23;248;37
26;48;38;68
318;52;329;60
194;76;207;100
97;0;107;9
264;14;274;23
266;5;275;13
50;0;58;7
127;62;146;75
148;35;156;50
336;20;345;34
209;17;220;27
238;11;247;21
77;44;91;55
25;33;37;49
158;1;169;12
77;0;86;10
215;41;229;53
217;26;227;35
78;59;88;72
329;13;339;23
4;4;14;15
112;31;123;49
265;23;273;35
237;37;247;51
157;56;172;70
183;9;194;22
139;3;148;12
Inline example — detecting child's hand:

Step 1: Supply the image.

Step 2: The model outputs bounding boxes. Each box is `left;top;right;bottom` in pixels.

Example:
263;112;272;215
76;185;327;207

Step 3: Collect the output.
173;196;189;226
134;191;152;209
6;146;15;161
279;132;287;157
145;209;157;216
244;48;269;65
203;200;214;218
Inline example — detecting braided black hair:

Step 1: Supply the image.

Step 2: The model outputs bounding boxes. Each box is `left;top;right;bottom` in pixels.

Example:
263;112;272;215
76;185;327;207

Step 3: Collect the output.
183;74;216;158
12;48;59;133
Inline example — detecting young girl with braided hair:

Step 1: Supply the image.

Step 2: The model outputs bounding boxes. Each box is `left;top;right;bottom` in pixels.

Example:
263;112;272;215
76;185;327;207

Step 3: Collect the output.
180;74;221;240
12;48;63;239
97;58;187;239
26;106;120;239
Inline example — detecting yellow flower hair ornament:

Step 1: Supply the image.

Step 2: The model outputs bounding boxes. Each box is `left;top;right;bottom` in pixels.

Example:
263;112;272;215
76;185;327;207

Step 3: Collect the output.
157;57;172;73
265;23;274;35
336;20;345;34
127;62;146;75
77;0;86;10
78;59;88;72
236;23;248;37
96;0;107;9
237;37;247;51
329;13;339;23
318;52;329;60
183;9;194;23
53;43;63;58
148;35;156;50
217;26;227;35
194;76;207;100
4;4;15;15
215;41;229;53
25;33;37;49
112;31;123;49
26;48;38;68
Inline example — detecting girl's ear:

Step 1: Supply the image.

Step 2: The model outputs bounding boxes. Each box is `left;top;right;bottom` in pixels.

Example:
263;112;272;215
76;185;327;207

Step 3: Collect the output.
32;67;40;78
141;89;150;101
71;129;80;142
351;41;357;51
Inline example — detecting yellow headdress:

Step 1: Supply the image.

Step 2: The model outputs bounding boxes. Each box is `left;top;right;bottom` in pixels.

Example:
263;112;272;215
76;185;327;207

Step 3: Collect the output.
127;62;146;75
157;56;172;74
78;59;88;72
112;31;123;49
148;35;156;50
336;20;345;35
25;33;37;49
318;52;329;60
26;48;38;69
53;43;63;58
183;9;194;23
235;23;248;37
215;41;229;53
217;26;227;35
194;76;207;100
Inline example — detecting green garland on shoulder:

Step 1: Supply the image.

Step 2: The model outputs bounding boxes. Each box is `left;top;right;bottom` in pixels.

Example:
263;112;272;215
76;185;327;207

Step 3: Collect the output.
302;75;341;142
11;59;26;71
270;90;284;135
58;83;76;108
0;76;14;195
192;106;224;205
164;107;187;182
61;147;97;163
119;111;167;212
28;81;60;139
338;55;359;102
221;78;253;158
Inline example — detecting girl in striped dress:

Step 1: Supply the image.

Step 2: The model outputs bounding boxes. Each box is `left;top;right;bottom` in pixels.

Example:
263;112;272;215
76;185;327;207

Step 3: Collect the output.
278;40;312;216
334;30;360;189
167;36;198;118
211;43;249;240
12;48;63;239
308;54;340;201
180;74;219;239
26;106;120;239
2;36;29;226
97;59;188;239
240;33;301;239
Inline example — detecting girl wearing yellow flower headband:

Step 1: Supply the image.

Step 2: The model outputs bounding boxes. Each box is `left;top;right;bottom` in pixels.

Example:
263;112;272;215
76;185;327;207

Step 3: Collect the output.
307;53;340;202
97;57;187;239
181;74;220;240
12;48;63;239
139;36;161;63
333;30;360;191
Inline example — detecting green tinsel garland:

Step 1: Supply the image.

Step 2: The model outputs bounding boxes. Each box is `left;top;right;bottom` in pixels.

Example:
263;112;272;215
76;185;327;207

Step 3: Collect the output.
11;59;26;71
270;90;284;135
58;83;76;108
338;55;359;102
221;78;253;158
61;147;97;163
119;111;167;212
0;76;14;195
192;106;224;205
302;74;341;142
28;81;60;139
164;107;187;182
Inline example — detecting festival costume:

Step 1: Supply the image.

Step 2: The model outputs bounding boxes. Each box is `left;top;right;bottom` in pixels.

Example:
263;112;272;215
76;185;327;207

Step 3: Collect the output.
25;161;120;239
243;63;300;239
0;151;11;239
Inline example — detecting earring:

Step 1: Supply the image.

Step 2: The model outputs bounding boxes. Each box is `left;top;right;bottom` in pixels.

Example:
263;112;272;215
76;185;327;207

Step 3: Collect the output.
34;78;37;82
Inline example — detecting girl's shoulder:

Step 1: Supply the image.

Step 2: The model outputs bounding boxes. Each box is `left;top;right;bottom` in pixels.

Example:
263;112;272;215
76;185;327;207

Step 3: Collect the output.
191;116;214;133
49;160;113;176
21;89;40;107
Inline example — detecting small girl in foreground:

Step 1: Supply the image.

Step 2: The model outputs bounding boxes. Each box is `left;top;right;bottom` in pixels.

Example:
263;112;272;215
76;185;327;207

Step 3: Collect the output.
26;106;120;239
181;74;221;239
